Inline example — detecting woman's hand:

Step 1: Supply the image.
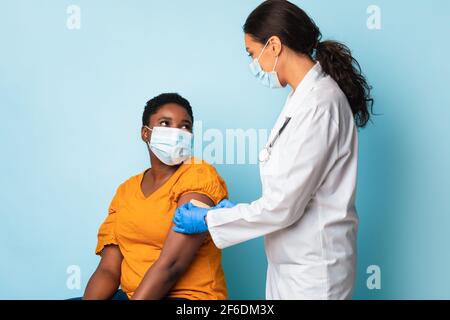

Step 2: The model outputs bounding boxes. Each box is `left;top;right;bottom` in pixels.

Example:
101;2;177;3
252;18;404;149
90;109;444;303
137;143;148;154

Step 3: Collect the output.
173;199;235;234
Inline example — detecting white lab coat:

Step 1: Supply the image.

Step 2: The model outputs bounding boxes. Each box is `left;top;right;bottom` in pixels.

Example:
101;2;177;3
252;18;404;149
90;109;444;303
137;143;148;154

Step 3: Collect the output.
207;62;358;300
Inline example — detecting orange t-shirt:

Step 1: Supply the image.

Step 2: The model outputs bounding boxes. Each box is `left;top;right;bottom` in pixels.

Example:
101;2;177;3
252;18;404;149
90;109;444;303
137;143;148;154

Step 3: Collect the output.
95;157;228;300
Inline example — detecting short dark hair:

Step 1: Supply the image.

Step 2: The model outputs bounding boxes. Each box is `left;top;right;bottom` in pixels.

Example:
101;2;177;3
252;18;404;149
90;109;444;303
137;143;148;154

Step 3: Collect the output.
142;93;194;127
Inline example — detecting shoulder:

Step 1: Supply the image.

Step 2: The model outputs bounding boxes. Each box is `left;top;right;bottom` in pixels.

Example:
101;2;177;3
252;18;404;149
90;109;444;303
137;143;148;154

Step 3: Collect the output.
185;157;215;169
181;157;222;179
172;157;228;204
312;76;348;110
113;171;144;196
302;75;353;128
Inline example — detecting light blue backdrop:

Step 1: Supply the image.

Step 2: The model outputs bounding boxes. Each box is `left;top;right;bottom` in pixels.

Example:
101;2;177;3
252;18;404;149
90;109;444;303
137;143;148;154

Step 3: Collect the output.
1;0;449;299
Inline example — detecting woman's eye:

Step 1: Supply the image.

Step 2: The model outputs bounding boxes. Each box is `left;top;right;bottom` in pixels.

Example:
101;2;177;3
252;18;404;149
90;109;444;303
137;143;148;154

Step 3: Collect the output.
181;125;192;131
160;120;169;126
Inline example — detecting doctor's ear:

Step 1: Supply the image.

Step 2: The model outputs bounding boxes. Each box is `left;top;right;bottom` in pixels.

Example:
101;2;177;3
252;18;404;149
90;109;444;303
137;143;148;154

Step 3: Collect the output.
267;36;282;57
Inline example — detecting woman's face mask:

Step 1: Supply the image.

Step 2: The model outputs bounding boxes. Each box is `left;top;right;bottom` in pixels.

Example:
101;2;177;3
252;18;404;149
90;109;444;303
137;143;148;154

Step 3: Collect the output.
249;39;283;89
144;126;193;166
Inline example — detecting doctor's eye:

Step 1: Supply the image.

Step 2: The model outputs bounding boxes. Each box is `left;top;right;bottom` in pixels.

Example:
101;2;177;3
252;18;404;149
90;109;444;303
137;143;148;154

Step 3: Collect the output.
159;120;170;126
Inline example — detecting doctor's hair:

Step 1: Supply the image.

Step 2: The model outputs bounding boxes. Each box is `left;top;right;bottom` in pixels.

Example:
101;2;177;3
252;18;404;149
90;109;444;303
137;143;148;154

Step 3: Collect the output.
243;0;374;128
142;93;194;126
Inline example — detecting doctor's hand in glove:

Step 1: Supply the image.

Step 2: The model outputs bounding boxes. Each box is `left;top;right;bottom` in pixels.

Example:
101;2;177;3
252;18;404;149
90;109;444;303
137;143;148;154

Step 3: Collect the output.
173;199;235;234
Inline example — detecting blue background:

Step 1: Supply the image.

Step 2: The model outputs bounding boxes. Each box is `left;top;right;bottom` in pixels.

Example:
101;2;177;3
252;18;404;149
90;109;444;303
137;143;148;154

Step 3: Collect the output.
1;0;449;299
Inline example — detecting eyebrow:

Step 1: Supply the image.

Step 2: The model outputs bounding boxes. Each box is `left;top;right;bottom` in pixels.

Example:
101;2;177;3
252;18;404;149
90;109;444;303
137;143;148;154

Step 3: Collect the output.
157;116;192;125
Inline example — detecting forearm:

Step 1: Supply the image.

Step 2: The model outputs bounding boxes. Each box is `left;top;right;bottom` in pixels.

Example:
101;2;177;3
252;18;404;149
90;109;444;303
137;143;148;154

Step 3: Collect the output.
207;199;300;249
83;268;121;300
131;260;181;300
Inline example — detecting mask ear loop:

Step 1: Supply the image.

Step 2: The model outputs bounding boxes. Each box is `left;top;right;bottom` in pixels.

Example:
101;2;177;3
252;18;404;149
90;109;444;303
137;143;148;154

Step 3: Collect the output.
144;125;153;149
272;55;279;72
258;39;280;72
256;39;271;61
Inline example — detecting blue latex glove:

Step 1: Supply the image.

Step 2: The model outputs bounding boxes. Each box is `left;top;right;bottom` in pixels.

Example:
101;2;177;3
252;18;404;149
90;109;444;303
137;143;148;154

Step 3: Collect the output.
173;199;235;234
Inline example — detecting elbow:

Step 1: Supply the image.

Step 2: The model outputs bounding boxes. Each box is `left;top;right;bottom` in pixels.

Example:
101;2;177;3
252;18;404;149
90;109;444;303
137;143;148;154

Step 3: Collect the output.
151;257;187;282
98;267;121;284
161;260;187;282
167;263;186;281
261;197;306;229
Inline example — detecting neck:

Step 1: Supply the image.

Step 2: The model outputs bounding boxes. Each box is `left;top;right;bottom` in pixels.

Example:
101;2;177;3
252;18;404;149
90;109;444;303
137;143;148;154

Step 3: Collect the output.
148;153;179;181
283;53;316;91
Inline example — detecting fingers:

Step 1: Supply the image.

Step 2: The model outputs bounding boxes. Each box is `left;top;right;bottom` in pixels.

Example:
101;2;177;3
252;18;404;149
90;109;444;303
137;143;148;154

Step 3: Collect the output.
172;210;181;225
173;202;194;232
180;202;194;210
216;199;235;209
173;201;210;234
173;205;187;225
172;225;185;233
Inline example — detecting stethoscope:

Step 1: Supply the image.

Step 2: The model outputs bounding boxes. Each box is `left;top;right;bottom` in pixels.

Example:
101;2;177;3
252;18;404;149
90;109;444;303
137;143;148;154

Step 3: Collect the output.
258;116;292;163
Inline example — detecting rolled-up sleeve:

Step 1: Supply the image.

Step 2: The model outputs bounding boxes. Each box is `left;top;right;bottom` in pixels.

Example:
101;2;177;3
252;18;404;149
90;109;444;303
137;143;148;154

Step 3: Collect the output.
95;186;122;255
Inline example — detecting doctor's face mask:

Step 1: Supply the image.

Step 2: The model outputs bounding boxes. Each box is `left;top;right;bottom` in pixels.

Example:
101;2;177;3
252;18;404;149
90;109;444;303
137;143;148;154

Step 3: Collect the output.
248;39;283;89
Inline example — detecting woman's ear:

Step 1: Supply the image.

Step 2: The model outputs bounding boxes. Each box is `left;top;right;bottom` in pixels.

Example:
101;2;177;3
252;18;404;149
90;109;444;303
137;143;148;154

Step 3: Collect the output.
268;36;282;57
141;126;150;143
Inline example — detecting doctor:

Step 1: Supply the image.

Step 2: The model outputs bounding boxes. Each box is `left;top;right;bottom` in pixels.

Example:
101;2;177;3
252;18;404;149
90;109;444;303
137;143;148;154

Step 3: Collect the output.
173;0;373;299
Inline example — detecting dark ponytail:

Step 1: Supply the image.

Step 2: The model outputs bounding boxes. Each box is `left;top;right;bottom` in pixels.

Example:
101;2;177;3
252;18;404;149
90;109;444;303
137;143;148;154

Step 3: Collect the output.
243;0;374;128
315;41;373;128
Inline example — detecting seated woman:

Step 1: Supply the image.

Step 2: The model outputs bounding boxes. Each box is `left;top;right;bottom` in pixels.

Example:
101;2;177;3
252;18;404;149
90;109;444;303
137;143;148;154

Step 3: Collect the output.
82;93;229;300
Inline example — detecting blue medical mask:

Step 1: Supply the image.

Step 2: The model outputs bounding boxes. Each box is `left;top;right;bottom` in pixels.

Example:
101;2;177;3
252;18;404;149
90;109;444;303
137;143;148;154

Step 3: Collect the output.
144;126;193;166
249;40;282;89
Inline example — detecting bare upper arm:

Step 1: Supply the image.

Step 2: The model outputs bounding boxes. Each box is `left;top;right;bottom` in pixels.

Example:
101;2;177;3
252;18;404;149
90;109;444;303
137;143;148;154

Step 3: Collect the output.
157;193;214;273
98;245;123;277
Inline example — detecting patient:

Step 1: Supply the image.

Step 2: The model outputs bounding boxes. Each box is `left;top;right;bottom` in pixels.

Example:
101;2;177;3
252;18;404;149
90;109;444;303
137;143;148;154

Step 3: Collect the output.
82;93;228;300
